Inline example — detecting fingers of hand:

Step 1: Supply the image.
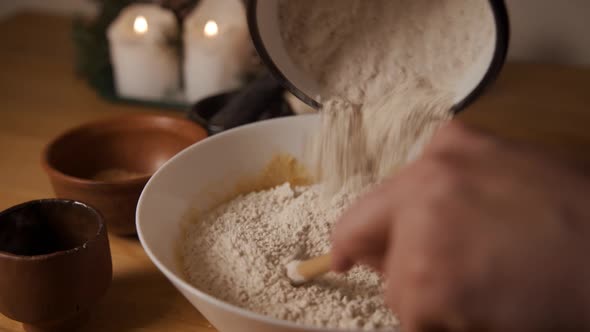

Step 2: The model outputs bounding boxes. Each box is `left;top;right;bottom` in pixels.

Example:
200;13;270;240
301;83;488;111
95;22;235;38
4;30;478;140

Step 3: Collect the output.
425;121;500;158
331;180;398;272
385;236;477;332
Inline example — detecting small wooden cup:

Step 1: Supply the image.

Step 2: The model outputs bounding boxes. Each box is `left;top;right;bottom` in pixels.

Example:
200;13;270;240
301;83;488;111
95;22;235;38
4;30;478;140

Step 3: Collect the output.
0;199;112;332
41;114;207;235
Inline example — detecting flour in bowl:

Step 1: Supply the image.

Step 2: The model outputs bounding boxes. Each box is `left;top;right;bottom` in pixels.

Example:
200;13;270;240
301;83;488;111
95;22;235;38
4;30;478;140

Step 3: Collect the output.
183;183;396;329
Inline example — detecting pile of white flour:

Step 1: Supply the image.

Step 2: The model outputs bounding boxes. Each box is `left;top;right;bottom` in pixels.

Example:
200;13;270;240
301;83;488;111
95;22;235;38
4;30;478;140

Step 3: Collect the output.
280;0;494;104
183;0;495;329
183;183;396;329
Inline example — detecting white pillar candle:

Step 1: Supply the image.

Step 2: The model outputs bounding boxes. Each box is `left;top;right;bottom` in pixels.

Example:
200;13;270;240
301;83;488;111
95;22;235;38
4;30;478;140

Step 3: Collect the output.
107;4;180;101
184;0;251;103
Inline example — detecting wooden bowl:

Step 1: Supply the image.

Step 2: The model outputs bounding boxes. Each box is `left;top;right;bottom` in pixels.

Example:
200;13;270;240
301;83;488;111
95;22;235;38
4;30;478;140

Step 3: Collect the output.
42;114;207;235
0;199;112;332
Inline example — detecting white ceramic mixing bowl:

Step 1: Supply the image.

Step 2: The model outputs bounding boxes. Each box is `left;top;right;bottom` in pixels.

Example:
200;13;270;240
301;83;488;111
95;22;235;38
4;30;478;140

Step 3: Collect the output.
136;115;397;332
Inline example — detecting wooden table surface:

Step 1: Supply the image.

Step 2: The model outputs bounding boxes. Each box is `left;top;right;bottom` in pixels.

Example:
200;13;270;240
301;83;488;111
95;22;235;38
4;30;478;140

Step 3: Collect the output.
1;11;590;332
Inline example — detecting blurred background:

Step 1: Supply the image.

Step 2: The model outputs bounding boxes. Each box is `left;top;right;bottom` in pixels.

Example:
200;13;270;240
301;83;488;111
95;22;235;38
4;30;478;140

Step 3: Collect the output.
1;0;589;66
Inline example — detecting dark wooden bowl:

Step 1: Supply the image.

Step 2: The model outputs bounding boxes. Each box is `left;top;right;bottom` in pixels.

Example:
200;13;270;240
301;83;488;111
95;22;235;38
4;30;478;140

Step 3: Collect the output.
0;199;112;332
41;114;207;235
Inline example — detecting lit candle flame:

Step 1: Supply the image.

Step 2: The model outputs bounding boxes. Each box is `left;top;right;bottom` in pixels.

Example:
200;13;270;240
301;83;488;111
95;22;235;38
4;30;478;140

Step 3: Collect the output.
133;16;149;35
203;20;219;37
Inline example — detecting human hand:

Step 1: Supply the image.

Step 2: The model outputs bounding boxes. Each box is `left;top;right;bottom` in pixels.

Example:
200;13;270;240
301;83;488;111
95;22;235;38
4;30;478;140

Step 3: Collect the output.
331;121;590;331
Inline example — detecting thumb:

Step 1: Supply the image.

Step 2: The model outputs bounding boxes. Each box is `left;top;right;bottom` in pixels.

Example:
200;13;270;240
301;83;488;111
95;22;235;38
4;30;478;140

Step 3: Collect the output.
331;181;397;272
